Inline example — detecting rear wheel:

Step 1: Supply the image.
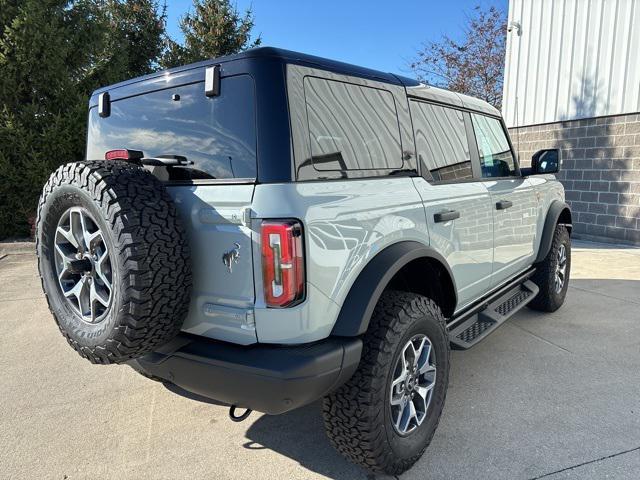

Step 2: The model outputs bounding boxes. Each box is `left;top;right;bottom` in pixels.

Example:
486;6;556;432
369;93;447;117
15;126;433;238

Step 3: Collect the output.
528;224;571;312
322;291;449;475
36;161;191;364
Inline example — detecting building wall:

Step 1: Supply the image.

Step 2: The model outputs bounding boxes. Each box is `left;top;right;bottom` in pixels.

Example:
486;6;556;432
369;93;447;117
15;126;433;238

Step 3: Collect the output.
503;0;640;128
510;113;640;244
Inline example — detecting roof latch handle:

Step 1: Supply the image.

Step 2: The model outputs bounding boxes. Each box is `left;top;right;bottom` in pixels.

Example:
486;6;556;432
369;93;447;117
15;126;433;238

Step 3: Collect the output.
205;65;221;97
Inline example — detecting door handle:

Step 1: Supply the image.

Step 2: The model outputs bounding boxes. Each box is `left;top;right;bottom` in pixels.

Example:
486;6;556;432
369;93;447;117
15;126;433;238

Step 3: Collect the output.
434;210;460;223
496;200;513;210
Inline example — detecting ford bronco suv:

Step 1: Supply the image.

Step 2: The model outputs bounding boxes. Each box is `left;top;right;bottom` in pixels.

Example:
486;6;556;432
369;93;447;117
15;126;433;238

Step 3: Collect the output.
36;47;571;475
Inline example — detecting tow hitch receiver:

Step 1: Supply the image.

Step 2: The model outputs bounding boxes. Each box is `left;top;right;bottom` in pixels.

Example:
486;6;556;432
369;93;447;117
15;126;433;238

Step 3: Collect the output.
229;405;252;422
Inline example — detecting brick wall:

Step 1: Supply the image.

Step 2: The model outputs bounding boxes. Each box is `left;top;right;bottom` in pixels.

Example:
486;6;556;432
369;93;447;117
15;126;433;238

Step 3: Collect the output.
509;113;640;245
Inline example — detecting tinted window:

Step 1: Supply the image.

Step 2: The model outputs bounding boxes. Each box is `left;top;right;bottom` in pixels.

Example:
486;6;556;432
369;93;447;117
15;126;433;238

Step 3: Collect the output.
410;101;472;182
87;75;256;180
471;114;516;178
304;77;402;171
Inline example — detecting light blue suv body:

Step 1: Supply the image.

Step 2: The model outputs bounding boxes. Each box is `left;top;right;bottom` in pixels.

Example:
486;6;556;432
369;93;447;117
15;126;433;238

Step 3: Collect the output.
36;48;571;475
80;47;572;473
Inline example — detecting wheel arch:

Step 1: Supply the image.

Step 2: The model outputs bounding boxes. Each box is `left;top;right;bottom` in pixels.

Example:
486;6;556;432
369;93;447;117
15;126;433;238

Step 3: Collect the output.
535;200;572;263
330;241;457;337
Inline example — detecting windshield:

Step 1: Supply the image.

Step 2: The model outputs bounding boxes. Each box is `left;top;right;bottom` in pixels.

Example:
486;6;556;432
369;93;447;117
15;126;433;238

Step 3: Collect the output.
86;74;257;181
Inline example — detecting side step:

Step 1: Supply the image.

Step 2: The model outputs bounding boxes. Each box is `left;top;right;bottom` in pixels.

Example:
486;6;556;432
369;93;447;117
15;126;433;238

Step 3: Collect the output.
448;280;539;350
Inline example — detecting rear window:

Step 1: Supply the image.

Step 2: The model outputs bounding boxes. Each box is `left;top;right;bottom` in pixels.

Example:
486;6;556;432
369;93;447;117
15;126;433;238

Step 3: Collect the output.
87;74;257;181
303;77;402;172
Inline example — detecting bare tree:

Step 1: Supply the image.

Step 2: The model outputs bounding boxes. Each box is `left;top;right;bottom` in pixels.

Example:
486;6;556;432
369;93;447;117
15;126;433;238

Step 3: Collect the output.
410;6;506;109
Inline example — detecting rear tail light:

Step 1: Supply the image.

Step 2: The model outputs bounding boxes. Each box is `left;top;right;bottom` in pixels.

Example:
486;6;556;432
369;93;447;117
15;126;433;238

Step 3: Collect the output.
105;149;144;161
261;220;305;308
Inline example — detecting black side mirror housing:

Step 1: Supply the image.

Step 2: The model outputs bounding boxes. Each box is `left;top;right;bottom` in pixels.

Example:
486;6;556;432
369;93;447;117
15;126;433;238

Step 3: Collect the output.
527;148;560;175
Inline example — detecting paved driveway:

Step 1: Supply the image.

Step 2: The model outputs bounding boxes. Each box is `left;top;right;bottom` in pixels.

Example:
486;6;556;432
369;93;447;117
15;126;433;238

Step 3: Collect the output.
1;241;639;479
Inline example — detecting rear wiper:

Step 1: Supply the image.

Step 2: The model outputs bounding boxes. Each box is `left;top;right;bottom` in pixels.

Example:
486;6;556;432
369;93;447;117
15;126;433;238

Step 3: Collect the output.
141;154;193;166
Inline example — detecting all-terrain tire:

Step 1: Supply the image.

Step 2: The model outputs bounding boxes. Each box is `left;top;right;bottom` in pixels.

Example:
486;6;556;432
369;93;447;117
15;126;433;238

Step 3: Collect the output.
322;291;450;475
528;224;571;312
36;160;191;364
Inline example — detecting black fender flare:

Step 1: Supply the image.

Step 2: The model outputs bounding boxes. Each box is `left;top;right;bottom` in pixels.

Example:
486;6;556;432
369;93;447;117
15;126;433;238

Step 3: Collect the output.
535;200;572;263
330;241;457;337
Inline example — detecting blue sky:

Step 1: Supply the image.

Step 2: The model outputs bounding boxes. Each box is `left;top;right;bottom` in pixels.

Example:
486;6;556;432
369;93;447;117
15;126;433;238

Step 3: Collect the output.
165;0;507;75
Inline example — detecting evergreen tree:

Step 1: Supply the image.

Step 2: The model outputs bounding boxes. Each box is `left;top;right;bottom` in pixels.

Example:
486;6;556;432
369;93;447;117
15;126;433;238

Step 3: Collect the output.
0;0;166;238
161;0;260;69
89;0;167;87
0;0;99;238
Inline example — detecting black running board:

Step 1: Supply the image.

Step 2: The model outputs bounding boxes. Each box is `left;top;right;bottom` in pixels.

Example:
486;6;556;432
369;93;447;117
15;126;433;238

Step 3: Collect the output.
448;280;539;350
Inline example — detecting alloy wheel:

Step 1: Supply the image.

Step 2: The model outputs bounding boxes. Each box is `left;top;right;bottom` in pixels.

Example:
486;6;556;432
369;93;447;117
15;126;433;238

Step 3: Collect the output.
53;207;113;323
554;243;567;294
390;334;437;436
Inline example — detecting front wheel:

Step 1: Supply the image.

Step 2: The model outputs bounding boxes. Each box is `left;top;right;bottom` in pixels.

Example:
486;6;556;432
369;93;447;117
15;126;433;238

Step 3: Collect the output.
528;224;571;312
322;291;450;475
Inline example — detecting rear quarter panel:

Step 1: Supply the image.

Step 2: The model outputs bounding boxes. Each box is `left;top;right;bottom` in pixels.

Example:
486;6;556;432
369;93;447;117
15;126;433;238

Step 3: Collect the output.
251;180;428;343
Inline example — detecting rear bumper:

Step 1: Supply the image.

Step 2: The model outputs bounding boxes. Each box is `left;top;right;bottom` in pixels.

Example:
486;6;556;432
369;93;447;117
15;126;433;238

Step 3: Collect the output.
129;334;362;415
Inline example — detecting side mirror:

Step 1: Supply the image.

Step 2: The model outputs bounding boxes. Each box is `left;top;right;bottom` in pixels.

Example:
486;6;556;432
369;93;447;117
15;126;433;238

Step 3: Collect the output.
530;149;560;174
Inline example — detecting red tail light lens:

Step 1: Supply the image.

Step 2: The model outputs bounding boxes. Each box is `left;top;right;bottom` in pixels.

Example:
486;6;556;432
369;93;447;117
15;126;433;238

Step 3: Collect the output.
105;149;144;161
261;220;305;308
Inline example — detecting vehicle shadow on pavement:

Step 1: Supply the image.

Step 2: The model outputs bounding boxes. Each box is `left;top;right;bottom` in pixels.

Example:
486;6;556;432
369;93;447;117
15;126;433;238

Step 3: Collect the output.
243;402;376;480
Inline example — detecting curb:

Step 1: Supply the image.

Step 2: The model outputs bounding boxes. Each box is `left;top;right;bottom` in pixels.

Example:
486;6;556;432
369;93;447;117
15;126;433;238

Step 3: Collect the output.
572;232;640;248
0;241;36;256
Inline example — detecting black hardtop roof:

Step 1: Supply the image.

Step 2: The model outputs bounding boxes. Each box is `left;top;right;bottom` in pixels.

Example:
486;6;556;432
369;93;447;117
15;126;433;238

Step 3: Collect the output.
93;46;421;95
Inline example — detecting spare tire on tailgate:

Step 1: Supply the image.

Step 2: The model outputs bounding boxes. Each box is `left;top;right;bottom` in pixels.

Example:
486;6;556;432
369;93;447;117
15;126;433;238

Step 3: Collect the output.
36;160;191;364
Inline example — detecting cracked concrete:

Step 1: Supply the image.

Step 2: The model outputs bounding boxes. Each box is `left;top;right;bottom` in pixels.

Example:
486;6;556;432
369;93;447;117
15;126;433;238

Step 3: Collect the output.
530;446;640;479
0;240;639;479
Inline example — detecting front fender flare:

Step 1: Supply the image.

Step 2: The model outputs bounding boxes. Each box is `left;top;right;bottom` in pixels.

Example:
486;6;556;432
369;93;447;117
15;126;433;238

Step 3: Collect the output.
535;200;572;263
330;241;457;337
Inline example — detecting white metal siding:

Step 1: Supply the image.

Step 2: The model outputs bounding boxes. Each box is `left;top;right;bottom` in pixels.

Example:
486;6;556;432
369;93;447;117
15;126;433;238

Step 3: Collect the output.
503;0;640;127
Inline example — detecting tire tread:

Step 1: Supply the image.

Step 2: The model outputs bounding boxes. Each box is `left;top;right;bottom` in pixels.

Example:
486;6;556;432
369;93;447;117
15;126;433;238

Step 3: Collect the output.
528;224;570;312
36;161;191;364
322;291;449;475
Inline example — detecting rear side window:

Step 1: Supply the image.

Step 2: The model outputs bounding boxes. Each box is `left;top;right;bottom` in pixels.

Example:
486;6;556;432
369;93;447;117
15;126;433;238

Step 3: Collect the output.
410;101;472;182
471;114;516;178
304;77;402;172
87;75;257;181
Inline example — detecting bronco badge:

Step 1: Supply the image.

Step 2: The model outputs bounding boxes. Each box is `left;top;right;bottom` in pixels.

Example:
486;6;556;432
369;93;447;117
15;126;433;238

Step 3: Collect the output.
222;243;241;273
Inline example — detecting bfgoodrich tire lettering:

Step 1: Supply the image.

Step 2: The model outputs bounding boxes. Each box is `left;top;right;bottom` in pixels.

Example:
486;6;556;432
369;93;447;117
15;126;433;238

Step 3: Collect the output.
36;161;191;364
322;291;450;475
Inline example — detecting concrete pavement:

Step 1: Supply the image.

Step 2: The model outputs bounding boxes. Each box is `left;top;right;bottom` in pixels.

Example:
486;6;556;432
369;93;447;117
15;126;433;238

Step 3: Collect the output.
0;241;639;479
